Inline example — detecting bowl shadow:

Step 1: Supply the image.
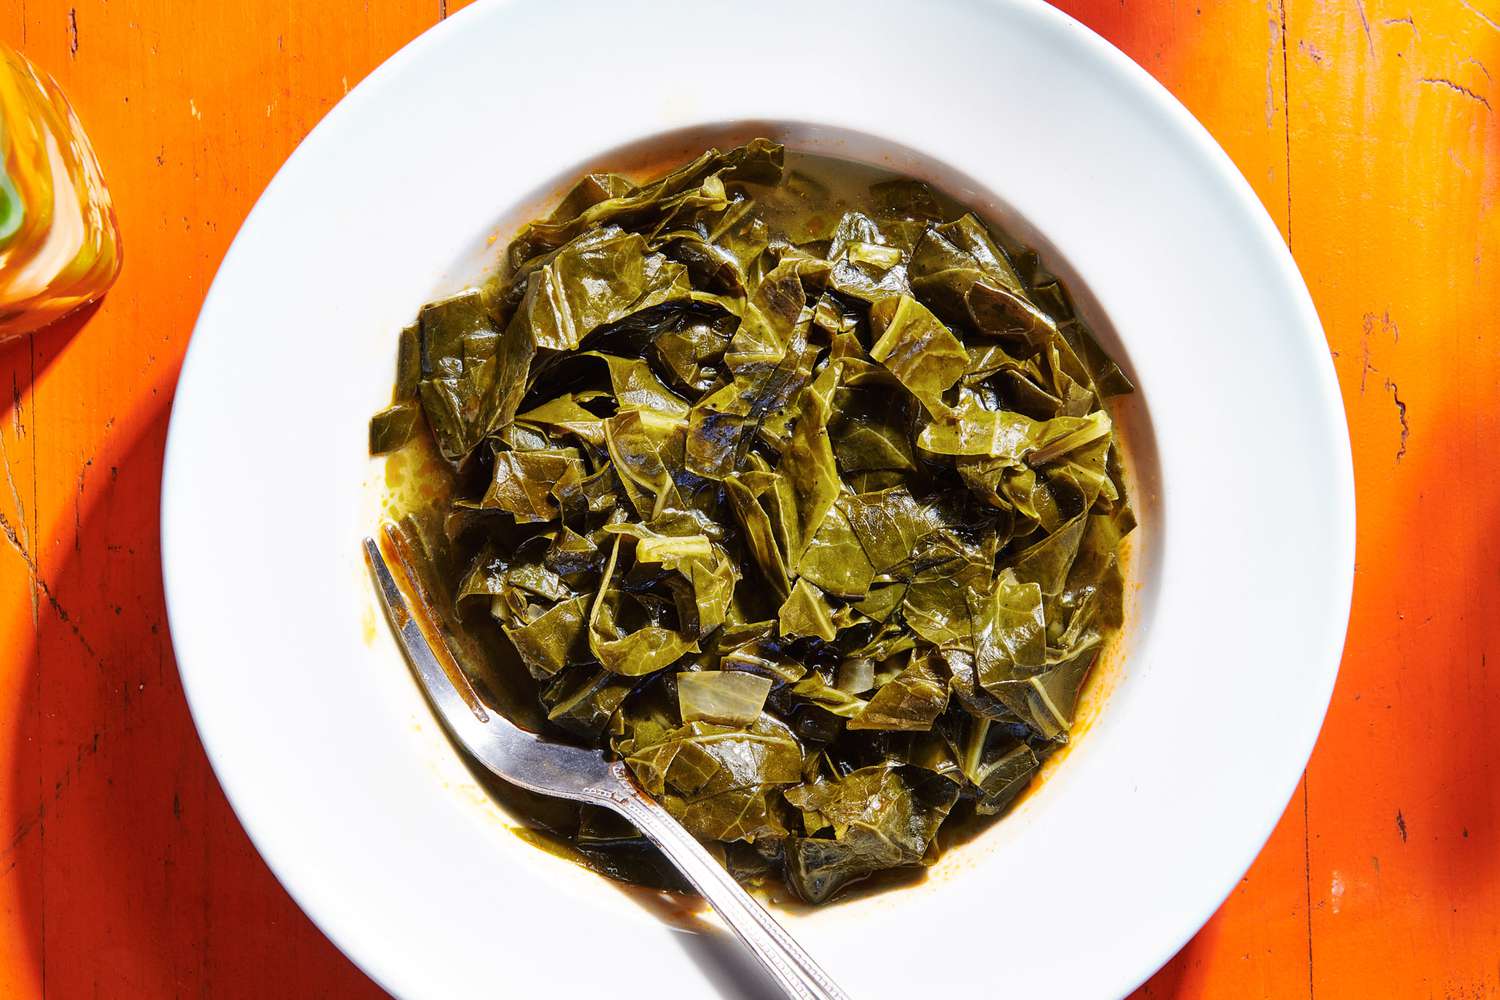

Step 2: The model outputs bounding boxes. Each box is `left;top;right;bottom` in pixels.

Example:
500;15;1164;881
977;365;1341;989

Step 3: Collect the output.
6;392;385;997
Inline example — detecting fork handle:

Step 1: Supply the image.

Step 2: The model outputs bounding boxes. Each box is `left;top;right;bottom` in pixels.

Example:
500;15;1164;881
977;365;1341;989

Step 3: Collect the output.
590;767;851;1000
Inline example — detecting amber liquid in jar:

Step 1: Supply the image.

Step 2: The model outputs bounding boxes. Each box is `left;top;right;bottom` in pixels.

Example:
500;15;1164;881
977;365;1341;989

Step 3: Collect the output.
0;43;122;340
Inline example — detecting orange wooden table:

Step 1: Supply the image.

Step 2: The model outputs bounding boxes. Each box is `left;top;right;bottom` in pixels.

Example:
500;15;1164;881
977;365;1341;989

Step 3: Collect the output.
0;1;1494;996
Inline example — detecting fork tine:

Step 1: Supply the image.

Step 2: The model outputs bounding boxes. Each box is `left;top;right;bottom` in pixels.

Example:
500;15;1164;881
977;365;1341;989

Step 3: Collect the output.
364;534;493;752
364;530;618;801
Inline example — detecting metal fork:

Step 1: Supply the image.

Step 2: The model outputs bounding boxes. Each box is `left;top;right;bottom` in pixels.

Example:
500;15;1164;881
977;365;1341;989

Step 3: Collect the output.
364;533;851;1000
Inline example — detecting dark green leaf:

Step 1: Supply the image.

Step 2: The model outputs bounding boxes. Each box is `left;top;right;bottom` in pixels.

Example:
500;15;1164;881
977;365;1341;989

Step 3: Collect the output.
588;535;699;676
624;714;803;843
848;651;949;731
784;763;958;903
369;401;421;454
777;578;838;641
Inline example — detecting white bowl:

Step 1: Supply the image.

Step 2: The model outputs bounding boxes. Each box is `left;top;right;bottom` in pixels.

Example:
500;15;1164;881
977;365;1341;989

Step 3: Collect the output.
161;1;1355;997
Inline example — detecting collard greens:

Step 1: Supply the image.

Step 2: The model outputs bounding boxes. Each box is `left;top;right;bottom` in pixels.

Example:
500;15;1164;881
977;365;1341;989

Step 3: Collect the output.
372;140;1134;904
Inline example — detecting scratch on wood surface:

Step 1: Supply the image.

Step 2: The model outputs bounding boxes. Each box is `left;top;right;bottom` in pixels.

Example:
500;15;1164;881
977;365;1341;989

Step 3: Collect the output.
0;716;142;871
50;730;109;805
0;443;27;552
1360;311;1401;392
1383;15;1419;43
0;805;44;873
38;577;102;667
1420;77;1493;110
1355;0;1375;55
1458;0;1500;33
74;458;92;553
68;7;77;56
0;492;103;665
1303;777;1316;1000
1467;57;1493;82
1385;379;1410;462
1279;0;1292;244
0;510;27;569
0;422;37;623
10;370;22;437
2;397;28;543
1266;2;1279;128
1397;809;1409;842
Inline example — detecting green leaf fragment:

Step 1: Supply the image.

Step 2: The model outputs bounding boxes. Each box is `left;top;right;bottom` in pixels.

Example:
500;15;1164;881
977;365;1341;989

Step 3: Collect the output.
777;578;837;641
784;763;958;903
677;671;774;725
847;652;949;731
868;295;968;416
369;401;421;454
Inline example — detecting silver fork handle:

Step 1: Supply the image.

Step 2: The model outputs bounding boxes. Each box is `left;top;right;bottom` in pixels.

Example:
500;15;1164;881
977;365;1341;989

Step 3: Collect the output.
587;765;851;1000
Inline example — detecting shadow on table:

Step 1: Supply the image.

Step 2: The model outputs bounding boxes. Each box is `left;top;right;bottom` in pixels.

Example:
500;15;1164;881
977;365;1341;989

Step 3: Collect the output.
0;300;106;386
6;379;385;996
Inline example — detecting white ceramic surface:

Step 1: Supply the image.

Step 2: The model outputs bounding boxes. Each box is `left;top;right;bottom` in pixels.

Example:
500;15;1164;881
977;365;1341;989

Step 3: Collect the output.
161;1;1355;997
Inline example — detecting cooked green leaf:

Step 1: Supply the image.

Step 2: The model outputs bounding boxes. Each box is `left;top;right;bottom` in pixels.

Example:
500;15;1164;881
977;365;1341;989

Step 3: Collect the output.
412;290;506;462
369;401;421;454
777;578;838;641
371;140;1134;903
481;447;587;523
503;595;592;680
624;714;802;843
512;229;692;352
588;535;698;676
961;720;1040;815
775;357;843;566
797;499;876;599
847;651;949;731
784;763;958;903
867;295;968;416
973;569;1047;693
678;671;774;725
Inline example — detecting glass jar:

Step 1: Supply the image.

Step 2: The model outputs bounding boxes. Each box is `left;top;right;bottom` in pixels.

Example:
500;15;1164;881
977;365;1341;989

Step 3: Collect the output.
0;43;122;341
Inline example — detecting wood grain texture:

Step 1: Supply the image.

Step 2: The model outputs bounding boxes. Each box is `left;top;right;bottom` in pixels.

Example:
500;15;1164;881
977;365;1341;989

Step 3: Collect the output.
0;2;449;996
1057;1;1500;996
0;0;1494;996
